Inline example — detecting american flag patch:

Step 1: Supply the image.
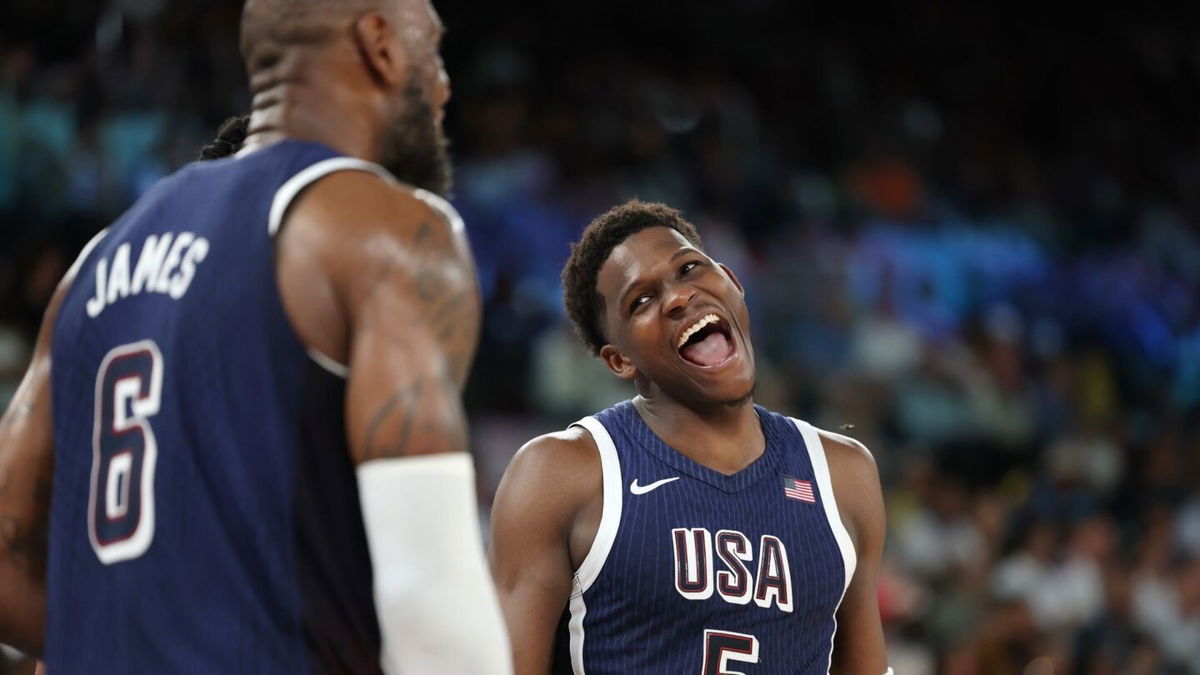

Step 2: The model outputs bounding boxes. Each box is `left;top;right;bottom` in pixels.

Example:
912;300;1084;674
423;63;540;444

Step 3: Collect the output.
783;476;815;503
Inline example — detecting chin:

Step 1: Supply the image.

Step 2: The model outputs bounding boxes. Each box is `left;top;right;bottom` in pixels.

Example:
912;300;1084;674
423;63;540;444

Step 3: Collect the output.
718;382;756;408
684;374;754;409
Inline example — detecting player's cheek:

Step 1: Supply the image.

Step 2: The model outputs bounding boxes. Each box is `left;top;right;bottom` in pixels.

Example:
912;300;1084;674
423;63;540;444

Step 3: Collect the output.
631;320;664;356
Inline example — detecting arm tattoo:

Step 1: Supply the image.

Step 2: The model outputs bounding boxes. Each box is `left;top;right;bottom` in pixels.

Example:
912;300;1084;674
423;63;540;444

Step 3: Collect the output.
357;217;479;379
359;378;466;461
404;219;480;383
361;381;423;462
351;214;479;463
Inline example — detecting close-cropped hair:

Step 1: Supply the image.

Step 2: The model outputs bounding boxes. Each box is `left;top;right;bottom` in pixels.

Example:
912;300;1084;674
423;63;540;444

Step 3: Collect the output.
561;200;704;355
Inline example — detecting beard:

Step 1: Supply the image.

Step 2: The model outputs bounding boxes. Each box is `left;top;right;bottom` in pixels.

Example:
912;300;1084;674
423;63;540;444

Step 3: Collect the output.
377;76;453;198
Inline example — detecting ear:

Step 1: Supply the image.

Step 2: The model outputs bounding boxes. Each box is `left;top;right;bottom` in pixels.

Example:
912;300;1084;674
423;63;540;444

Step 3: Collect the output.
599;344;638;380
353;12;407;87
718;263;745;294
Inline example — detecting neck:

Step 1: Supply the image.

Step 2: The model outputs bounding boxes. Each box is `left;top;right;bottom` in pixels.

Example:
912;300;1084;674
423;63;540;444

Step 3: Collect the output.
238;53;384;161
632;393;764;476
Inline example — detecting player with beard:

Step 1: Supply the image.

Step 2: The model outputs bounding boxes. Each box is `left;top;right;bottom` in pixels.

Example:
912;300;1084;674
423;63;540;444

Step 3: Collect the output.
490;201;891;674
0;0;510;672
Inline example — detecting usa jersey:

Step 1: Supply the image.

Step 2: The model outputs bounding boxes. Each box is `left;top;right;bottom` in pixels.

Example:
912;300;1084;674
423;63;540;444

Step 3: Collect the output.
552;401;858;674
46;141;453;673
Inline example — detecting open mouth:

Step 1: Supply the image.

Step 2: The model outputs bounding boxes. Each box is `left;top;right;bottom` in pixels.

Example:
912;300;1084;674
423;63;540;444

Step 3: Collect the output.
676;313;735;367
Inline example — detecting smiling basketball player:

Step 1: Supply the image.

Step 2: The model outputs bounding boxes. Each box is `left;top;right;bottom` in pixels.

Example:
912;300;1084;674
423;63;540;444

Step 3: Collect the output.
490;200;890;674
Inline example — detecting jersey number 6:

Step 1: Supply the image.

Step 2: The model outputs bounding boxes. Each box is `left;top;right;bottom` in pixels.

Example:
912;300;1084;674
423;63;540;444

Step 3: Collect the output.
89;340;163;565
702;628;759;675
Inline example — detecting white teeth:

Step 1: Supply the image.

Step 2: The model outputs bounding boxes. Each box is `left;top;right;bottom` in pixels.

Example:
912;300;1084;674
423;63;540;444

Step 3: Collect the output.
677;313;720;349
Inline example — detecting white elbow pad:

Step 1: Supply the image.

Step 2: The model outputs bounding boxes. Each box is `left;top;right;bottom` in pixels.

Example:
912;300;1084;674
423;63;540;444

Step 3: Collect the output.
357;453;512;675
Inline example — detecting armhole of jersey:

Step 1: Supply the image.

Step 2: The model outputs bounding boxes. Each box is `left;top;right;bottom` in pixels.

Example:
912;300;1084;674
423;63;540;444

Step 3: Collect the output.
267;157;396;379
267;157;396;237
791;418;857;592
411;188;467;236
565;416;622;675
52;227;110;338
66;228;111;283
569;416;623;595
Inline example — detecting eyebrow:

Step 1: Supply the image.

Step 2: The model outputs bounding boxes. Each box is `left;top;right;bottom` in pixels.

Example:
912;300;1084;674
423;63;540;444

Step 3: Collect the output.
615;246;701;312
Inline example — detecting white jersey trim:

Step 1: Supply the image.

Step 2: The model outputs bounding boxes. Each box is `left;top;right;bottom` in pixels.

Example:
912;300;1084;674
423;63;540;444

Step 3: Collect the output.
567;589;589;675
569;416;623;593
792;418;859;675
566;415;624;674
412;188;467;237
67;228;111;283
306;347;349;379
267;156;396;237
791;419;857;588
268;156;395;377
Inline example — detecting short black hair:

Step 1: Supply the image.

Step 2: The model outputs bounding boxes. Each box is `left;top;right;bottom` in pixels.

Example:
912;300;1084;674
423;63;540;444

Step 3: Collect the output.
198;114;250;160
561;200;704;355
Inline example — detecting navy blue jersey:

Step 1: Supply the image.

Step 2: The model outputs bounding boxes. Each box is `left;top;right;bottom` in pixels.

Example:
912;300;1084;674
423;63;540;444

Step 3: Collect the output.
45;141;425;673
553;401;858;674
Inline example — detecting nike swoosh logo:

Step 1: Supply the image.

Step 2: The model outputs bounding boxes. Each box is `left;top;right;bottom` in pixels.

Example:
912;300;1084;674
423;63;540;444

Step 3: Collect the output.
630;477;681;495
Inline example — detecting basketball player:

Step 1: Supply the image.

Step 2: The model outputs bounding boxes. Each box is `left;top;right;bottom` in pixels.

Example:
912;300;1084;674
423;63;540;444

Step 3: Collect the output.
0;0;511;672
490;201;891;673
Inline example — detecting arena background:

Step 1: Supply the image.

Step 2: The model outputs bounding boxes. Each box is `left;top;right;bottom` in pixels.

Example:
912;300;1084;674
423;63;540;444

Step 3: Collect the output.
3;1;1200;673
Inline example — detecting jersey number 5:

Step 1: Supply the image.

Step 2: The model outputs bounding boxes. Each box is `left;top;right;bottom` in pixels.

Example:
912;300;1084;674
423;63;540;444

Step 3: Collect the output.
89;340;163;564
702;629;759;675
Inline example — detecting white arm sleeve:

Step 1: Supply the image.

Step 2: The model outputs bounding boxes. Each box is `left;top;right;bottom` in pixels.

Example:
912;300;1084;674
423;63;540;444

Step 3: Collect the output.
357;453;512;675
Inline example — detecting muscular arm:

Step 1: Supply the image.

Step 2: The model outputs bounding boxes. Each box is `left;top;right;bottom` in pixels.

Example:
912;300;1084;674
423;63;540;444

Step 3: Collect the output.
0;248;86;656
335;194;477;462
278;169;479;462
278;171;506;673
820;430;889;675
489;429;600;674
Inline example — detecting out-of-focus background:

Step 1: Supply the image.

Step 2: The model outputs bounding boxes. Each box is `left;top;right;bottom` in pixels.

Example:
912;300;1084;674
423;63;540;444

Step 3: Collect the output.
3;1;1200;673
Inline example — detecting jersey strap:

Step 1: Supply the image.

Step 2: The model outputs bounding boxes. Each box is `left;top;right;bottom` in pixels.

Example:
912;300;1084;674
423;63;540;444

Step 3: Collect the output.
790;418;857;590
566;416;623;675
267;157;397;237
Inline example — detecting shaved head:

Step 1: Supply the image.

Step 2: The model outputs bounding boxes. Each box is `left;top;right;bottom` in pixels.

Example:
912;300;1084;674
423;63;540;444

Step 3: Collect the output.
238;0;453;196
240;0;386;70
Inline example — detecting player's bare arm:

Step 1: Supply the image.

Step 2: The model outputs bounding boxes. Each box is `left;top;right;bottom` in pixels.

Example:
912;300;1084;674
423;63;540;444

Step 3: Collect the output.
277;169;509;673
0;248;88;656
277;169;479;462
820;430;889;674
490;427;603;674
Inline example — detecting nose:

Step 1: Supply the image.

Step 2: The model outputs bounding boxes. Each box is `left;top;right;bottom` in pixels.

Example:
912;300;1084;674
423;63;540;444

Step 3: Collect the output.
662;281;695;319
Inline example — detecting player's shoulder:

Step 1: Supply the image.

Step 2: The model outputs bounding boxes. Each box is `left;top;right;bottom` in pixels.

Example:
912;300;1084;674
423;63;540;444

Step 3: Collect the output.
773;409;878;477
810;424;885;543
495;425;602;525
813;426;878;478
298;169;459;239
281;166;474;302
39;228;112;353
510;425;602;480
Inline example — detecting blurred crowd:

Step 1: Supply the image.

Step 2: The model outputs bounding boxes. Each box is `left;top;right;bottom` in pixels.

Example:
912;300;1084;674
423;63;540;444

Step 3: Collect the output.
3;1;1200;673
